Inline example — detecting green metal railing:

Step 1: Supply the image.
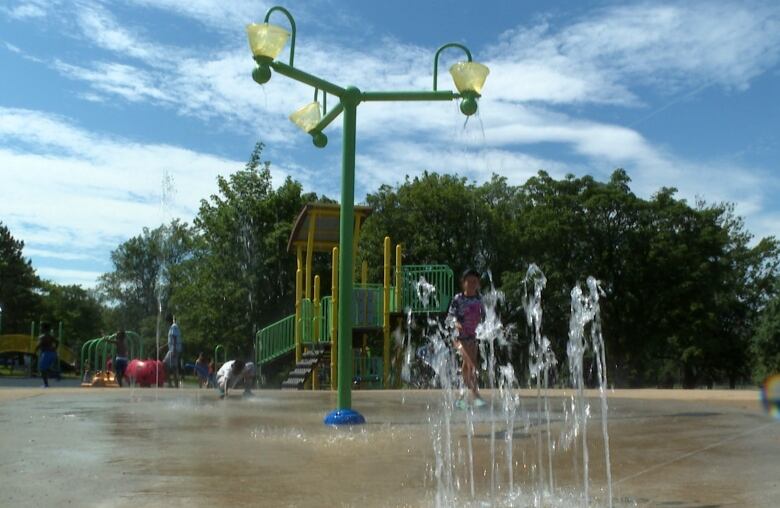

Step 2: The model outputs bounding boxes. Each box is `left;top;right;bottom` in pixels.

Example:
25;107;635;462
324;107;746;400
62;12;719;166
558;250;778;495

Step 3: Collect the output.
301;298;314;343
353;355;383;388
319;296;332;342
254;265;452;367
353;283;383;328
401;265;454;313
256;314;296;365
79;331;142;376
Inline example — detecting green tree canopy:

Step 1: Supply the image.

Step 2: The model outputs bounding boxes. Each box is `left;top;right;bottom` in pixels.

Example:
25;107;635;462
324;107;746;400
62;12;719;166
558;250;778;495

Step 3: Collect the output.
358;169;779;387
39;281;104;347
0;222;41;333
171;142;328;359
98;219;193;341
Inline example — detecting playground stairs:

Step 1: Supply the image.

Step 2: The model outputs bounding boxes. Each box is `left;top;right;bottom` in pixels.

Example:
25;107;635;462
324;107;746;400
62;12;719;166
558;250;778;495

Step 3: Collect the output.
281;345;328;390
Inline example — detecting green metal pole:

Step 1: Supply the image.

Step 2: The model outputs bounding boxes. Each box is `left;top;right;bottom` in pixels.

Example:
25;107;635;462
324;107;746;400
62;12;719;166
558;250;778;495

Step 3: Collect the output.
362;90;457;102
336;87;361;411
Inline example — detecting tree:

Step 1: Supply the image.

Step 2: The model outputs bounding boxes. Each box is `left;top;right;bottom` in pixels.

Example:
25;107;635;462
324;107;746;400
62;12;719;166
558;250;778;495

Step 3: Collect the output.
0;222;40;333
360;169;779;388
39;282;104;348
171;142;325;358
98;220;193;340
359;172;497;282
92;149;780;388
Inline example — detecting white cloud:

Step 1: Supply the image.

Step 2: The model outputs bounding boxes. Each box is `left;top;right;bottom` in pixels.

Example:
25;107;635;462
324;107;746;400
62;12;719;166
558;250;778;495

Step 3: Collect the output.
4;42;22;54
473;101;658;163
54;60;172;104
487;1;780;104
75;3;173;65
125;0;271;32
356;142;567;197
24;247;101;262
3;1;47;20
3;40;45;63
35;267;103;288
0;107;267;282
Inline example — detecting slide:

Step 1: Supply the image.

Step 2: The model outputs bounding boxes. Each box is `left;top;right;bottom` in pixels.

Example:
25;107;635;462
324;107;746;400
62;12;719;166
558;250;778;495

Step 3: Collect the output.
0;334;77;367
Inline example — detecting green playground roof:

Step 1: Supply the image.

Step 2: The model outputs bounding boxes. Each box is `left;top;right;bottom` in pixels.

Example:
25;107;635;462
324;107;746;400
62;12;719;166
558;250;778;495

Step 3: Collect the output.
287;202;372;253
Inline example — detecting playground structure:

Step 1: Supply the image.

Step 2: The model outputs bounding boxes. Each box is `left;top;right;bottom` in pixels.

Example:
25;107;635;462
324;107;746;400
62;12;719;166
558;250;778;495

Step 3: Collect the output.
255;202;455;389
0;321;77;372
79;331;144;387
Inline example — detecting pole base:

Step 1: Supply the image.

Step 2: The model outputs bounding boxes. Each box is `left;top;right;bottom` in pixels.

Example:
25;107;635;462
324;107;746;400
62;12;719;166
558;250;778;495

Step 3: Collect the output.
324;408;366;426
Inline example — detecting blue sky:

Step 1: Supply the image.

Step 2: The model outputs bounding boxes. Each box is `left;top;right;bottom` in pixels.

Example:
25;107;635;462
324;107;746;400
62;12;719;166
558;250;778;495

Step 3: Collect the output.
1;0;778;288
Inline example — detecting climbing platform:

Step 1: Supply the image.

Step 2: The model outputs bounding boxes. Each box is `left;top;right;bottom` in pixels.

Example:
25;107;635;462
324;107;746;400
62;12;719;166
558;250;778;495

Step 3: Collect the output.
254;203;456;391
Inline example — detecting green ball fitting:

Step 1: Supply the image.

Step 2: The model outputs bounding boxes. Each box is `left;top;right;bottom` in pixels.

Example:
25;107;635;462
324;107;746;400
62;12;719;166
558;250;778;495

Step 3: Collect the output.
252;65;272;85
460;96;478;116
312;132;328;148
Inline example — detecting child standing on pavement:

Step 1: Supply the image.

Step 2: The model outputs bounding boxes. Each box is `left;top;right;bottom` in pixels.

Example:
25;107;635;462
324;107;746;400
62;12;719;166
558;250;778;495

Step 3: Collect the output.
447;268;486;408
194;352;210;388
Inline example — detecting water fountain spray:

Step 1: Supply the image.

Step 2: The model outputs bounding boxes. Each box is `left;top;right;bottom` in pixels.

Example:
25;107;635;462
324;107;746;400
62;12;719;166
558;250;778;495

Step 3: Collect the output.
155;170;176;394
523;263;557;503
568;276;613;508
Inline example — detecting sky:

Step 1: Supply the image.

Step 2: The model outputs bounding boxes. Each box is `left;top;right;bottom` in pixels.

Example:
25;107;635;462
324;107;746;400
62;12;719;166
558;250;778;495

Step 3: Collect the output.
1;0;778;288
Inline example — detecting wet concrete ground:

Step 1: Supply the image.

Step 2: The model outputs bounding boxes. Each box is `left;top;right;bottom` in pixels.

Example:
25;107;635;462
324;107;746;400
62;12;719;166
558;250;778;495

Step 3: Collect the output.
0;385;776;507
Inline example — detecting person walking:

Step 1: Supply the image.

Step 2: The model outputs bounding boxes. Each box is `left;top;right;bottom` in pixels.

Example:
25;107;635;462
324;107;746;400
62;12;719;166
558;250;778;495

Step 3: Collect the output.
35;322;60;388
159;313;182;388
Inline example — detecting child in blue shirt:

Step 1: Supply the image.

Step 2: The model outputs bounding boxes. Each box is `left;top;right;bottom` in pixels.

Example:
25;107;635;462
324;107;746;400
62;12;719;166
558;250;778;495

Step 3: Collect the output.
35;322;60;388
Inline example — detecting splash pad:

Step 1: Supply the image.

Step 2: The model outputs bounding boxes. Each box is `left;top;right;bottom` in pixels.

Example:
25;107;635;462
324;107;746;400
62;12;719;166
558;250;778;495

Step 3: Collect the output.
0;386;774;507
2;265;777;507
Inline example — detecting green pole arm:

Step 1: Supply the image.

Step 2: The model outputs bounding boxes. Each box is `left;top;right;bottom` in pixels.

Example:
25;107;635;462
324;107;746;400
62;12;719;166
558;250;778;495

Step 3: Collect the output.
310;102;343;134
433;43;473;91
269;60;346;97
362;90;458;102
264;6;296;67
